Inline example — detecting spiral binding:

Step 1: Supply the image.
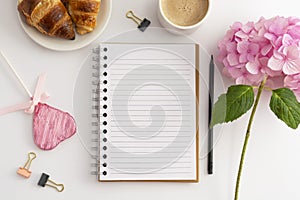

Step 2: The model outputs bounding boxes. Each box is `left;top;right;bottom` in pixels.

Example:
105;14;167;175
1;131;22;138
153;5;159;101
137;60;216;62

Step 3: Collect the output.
90;46;100;177
90;45;109;179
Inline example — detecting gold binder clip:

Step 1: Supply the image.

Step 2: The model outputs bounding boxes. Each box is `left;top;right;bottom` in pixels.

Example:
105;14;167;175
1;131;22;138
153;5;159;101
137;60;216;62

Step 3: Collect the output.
17;152;37;178
38;173;64;192
126;10;151;32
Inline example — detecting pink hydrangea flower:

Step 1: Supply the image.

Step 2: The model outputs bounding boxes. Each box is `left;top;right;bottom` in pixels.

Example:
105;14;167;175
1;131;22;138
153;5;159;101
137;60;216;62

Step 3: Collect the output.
284;73;300;100
218;16;300;94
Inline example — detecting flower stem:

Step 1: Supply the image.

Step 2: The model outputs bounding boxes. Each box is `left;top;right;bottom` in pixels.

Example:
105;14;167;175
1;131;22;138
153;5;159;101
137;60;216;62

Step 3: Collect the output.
234;76;268;200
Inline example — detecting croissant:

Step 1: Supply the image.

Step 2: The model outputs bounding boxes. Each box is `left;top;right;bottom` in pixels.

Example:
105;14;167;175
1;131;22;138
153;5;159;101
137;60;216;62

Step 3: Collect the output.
18;0;76;40
64;0;101;35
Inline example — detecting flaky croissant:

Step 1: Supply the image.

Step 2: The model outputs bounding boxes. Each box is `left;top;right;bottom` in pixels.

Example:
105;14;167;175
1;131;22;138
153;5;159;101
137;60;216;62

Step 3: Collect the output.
18;0;76;40
63;0;101;35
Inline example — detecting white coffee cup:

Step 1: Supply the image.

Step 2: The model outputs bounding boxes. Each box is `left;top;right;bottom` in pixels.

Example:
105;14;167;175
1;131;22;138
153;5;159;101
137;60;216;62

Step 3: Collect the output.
157;0;210;34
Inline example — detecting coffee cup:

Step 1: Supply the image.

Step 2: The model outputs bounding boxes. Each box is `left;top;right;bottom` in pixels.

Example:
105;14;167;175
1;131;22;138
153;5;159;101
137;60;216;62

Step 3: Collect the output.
157;0;210;34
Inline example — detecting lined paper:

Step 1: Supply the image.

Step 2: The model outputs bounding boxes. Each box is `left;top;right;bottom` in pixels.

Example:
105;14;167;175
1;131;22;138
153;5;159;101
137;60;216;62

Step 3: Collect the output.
98;43;198;181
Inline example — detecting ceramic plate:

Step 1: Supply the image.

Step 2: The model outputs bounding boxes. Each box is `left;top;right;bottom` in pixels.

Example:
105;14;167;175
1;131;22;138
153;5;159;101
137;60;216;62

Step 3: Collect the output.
17;0;112;51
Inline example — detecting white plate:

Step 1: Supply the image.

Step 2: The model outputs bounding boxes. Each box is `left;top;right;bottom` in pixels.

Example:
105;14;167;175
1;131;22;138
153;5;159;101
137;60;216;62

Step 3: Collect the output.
17;0;112;51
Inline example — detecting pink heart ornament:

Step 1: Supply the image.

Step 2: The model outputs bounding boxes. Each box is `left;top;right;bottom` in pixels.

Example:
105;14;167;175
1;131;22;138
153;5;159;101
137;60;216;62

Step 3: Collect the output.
33;103;76;150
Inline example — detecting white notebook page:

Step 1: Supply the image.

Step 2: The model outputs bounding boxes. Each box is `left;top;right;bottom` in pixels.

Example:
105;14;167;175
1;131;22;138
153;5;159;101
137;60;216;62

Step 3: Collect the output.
98;43;198;181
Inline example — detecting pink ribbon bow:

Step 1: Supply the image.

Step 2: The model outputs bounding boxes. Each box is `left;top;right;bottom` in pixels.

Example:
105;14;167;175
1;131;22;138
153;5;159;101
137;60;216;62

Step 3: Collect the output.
0;74;49;116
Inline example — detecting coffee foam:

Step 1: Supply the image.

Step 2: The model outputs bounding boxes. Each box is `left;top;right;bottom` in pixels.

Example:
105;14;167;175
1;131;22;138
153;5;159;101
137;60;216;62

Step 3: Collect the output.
161;0;209;26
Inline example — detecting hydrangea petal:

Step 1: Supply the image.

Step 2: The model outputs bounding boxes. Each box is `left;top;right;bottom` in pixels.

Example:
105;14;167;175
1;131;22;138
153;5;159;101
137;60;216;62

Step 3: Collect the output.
239;54;248;63
264;33;276;42
241;22;254;33
273;50;284;59
227;53;239;66
284;75;299;88
288;25;300;38
288;17;300;25
269;17;288;35
227;67;244;79
246;60;259;74
237;41;249;53
247;54;255;62
235;31;248;39
282;59;300;75
261;44;272;56
249;43;260;55
226;42;237;53
231;22;243;31
282;34;293;46
247;73;264;84
286;46;299;59
284;73;300;101
222;57;231;68
236;76;247;84
268;56;284;71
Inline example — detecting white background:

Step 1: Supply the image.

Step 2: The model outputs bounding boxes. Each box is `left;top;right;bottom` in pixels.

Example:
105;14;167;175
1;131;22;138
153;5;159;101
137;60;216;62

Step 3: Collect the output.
1;0;300;199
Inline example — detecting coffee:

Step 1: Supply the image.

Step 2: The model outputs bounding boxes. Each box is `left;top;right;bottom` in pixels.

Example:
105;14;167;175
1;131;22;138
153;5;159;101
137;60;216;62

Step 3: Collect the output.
161;0;209;26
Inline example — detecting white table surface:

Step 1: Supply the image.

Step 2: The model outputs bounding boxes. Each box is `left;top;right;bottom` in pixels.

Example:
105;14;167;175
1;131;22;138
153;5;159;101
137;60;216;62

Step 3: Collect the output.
1;0;300;199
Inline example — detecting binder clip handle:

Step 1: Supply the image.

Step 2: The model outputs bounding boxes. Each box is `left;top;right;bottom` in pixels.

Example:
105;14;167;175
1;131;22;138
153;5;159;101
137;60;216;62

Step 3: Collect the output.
126;11;142;25
38;173;64;192
23;152;37;169
46;179;65;192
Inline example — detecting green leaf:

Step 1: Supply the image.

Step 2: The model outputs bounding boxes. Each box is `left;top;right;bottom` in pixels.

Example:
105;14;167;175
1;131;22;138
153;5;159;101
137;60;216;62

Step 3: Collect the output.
211;94;226;126
226;85;255;122
270;88;300;129
211;85;255;127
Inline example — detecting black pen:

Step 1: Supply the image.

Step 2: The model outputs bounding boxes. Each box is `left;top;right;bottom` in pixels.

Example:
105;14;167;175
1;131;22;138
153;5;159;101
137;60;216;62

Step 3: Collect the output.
208;55;214;175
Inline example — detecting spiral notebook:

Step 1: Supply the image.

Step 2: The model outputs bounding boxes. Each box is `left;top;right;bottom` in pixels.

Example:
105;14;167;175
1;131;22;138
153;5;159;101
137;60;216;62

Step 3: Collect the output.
91;43;199;182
